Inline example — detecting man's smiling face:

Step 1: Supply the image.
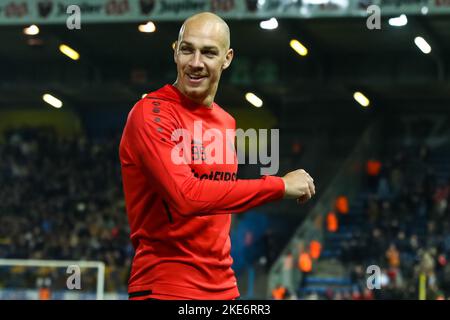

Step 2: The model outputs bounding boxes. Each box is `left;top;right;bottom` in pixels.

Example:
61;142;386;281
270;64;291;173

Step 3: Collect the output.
173;13;233;107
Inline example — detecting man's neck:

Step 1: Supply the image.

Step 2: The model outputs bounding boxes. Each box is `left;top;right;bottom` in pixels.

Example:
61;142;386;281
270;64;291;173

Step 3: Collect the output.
173;82;214;108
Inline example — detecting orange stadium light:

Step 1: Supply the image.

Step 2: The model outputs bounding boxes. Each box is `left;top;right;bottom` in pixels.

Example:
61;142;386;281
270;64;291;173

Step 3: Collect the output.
327;211;338;232
272;285;287;300
335;196;349;214
38;287;51;300
298;252;312;273
367;159;381;176
309;240;322;259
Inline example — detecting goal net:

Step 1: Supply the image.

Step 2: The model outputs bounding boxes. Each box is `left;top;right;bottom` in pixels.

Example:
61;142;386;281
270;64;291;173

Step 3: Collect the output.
0;259;105;300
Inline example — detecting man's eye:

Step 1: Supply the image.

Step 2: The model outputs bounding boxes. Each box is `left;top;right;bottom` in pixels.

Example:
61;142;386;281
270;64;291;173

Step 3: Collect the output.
203;51;217;57
180;47;193;53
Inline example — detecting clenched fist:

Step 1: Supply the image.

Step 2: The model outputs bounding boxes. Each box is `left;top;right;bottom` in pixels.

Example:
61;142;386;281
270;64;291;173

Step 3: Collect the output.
281;169;315;204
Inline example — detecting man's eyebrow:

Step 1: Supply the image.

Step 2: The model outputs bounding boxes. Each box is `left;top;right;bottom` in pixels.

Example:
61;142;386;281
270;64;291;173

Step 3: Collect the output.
179;41;192;46
179;41;219;51
202;46;219;51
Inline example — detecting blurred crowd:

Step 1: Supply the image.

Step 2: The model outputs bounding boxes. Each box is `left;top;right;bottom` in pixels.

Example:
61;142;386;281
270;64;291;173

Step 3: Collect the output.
341;145;450;299
272;144;450;300
0;127;132;292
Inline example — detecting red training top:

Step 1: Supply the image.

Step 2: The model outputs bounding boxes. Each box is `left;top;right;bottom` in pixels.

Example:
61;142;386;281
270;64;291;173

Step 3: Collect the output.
119;84;285;300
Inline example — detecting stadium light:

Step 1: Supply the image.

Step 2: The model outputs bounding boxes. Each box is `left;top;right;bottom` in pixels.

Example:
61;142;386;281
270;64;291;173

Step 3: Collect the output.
414;36;432;54
23;25;39;36
388;14;407;27
260;18;278;30
43;94;63;109
59;44;80;60
421;6;429;15
138;21;156;33
245;92;263;108
353;91;370;107
290;39;308;57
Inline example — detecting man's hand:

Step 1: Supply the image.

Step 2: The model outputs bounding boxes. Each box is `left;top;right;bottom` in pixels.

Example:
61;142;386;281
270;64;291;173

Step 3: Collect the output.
281;169;315;204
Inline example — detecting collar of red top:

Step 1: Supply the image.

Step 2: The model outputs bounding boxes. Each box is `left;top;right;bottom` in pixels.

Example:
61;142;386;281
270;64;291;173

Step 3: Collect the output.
146;84;215;111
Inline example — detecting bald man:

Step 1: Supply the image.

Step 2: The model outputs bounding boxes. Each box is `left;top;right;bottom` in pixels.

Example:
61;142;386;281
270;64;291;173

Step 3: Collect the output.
119;12;315;300
173;12;233;107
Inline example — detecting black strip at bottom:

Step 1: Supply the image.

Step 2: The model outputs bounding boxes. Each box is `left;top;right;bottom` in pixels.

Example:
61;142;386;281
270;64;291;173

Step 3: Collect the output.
128;290;153;299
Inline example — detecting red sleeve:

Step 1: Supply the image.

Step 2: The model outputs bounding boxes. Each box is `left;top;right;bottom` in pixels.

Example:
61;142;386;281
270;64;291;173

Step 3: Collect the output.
127;99;285;217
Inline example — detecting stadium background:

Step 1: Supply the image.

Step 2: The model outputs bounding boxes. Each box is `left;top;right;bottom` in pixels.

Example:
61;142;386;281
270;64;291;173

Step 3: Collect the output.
0;0;449;300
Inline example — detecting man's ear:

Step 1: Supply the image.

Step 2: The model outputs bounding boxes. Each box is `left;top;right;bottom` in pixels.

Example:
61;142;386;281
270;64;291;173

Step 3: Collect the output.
222;48;234;70
172;41;178;63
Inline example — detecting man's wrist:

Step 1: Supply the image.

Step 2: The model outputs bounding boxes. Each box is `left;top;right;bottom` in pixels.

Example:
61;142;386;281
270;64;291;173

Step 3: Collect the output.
280;177;287;198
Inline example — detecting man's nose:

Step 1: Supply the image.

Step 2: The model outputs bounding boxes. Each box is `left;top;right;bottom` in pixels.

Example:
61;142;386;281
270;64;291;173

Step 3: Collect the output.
188;50;204;69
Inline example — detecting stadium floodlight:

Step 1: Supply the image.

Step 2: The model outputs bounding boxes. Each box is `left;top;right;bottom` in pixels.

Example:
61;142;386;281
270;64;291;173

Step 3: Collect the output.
290;39;308;57
414;36;432;54
43;93;63;109
388;14;408;27
23;25;39;35
353;91;370;107
260;18;278;30
59;44;80;60
421;6;429;15
245;92;263;108
138;21;156;33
